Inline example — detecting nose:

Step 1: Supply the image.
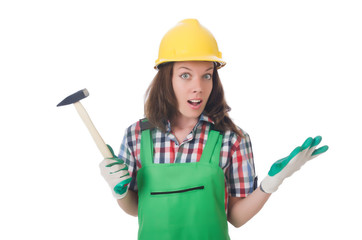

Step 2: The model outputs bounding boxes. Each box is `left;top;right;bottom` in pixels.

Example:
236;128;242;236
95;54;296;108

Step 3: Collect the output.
192;76;203;93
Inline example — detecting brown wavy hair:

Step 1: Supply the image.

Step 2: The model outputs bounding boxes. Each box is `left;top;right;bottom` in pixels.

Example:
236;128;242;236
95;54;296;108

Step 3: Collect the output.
144;62;242;138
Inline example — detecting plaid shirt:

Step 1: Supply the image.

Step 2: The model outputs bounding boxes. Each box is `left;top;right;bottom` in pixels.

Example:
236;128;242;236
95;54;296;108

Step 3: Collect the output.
118;114;257;212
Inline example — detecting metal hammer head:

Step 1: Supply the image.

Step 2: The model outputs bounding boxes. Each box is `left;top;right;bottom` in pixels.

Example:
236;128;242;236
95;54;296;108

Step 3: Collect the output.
57;88;89;107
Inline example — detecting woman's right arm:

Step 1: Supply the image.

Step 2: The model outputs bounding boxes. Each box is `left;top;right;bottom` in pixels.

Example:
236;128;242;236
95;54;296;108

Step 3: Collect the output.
112;123;140;216
116;124;139;217
117;190;138;217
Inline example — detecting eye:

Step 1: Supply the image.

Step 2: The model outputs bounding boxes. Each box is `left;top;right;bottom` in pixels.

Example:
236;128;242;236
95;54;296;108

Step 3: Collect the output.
180;73;190;79
203;73;212;80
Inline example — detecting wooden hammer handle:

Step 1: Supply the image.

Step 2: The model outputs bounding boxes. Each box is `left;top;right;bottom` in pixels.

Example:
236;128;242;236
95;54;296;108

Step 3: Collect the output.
73;102;113;159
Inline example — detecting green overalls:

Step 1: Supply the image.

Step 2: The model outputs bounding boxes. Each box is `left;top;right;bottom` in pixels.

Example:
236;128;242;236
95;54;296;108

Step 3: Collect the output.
136;121;230;240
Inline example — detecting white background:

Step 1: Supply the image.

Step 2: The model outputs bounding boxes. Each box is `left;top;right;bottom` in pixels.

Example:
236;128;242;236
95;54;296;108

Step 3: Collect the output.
1;0;361;239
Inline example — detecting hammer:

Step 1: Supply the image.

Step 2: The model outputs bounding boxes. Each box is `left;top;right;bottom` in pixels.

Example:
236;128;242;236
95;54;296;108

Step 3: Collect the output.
57;89;113;159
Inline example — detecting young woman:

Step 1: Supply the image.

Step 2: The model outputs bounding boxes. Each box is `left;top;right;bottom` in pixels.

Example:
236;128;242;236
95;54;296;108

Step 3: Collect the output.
99;19;328;240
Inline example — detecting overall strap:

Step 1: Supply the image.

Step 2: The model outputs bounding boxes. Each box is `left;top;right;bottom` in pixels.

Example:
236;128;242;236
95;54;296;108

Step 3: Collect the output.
140;118;154;167
199;130;223;166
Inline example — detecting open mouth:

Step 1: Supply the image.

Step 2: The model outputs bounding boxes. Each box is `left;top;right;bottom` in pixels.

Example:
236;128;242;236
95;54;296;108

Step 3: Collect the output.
187;99;202;106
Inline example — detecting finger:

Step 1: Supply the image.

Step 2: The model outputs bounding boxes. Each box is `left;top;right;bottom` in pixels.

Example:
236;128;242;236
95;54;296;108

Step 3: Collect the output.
114;176;132;195
306;136;322;159
106;144;117;158
99;158;112;170
302;137;314;149
295;137;313;162
106;158;125;167
99;159;113;177
268;146;301;176
119;174;132;183
310;145;329;159
312;136;322;147
108;163;128;174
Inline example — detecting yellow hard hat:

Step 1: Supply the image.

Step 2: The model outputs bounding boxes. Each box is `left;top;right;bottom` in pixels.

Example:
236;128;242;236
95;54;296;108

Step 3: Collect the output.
155;19;226;69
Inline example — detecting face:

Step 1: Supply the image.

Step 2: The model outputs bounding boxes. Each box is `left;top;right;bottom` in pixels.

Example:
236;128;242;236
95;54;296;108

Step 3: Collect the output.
172;61;214;123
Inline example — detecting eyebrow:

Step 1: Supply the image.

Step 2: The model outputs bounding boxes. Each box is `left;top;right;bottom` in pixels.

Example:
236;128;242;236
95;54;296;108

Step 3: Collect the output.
177;66;214;72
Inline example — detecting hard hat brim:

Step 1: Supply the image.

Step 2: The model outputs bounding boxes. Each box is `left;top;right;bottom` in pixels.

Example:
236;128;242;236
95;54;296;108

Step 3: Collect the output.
155;57;226;70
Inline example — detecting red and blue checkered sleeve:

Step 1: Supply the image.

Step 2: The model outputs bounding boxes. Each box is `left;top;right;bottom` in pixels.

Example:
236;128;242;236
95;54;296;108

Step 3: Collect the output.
226;129;257;198
117;121;141;192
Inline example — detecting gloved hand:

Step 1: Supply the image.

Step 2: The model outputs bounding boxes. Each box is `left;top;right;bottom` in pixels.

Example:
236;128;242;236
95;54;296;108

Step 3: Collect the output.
99;145;132;199
260;136;329;194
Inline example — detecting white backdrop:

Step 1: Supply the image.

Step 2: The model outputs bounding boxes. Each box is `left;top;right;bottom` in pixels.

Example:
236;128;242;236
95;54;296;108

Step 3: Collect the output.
1;0;361;239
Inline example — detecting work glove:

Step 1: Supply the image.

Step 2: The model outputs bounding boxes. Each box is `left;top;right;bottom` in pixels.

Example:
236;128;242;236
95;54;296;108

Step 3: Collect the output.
260;136;328;194
99;145;132;199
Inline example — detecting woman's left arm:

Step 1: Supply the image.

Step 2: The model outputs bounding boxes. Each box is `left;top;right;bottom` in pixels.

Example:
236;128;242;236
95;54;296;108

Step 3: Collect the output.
227;187;271;228
228;136;329;228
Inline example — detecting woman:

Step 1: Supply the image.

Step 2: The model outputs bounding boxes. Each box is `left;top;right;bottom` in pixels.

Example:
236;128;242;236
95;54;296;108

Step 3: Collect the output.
100;19;328;240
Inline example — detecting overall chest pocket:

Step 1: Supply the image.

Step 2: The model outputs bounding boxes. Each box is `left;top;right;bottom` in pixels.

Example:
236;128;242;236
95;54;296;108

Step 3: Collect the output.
150;185;205;196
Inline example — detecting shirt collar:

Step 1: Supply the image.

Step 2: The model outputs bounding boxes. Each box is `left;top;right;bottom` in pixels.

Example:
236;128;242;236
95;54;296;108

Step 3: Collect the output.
199;113;215;125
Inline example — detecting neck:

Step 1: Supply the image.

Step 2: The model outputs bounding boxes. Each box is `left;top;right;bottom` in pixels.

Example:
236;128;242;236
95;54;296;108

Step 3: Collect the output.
172;114;198;131
171;115;199;144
